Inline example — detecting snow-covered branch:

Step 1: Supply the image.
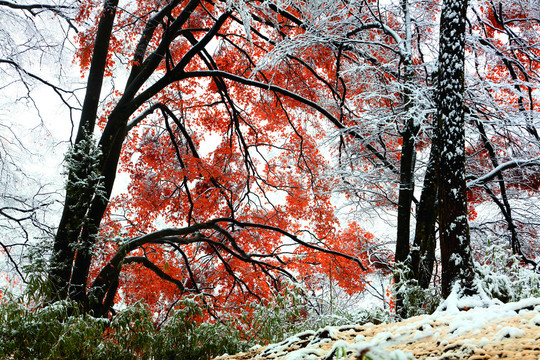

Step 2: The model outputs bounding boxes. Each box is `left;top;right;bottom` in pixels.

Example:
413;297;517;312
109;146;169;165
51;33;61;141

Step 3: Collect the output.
467;158;540;188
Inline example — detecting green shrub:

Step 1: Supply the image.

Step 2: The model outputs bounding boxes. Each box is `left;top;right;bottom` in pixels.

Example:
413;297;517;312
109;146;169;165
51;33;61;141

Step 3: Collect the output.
0;298;156;360
475;242;540;302
391;263;440;319
238;283;390;345
0;284;401;359
393;277;440;319
240;287;306;344
153;297;246;360
0;296;245;360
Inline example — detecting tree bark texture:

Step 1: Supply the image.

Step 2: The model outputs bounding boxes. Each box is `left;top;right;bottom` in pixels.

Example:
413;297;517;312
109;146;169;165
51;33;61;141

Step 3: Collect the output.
436;0;476;298
395;0;417;268
394;5;420;314
409;140;438;289
49;0;120;302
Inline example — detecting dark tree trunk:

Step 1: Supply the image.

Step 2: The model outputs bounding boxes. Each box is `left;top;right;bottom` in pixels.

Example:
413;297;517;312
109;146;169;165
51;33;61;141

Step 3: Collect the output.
396;131;417;265
435;0;476;298
395;127;418;318
409;140;438;289
394;0;420;318
395;0;418;268
68;108;130;306
47;0;208;312
48;0;120;302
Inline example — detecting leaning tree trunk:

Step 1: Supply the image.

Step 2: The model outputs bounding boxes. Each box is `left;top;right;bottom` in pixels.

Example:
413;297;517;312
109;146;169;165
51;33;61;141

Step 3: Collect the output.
47;0;212;311
435;0;476;298
48;0;120;303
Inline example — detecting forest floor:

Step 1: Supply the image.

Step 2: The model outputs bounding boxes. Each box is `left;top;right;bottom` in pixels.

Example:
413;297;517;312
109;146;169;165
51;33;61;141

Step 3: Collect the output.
216;297;540;360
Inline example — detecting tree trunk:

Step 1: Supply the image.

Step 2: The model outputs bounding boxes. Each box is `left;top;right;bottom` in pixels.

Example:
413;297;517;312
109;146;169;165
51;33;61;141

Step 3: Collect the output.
395;0;417;268
394;0;420;317
409;140;438;289
396;132;416;265
48;0;205;311
435;0;476;298
68;107;130;307
48;0;120;303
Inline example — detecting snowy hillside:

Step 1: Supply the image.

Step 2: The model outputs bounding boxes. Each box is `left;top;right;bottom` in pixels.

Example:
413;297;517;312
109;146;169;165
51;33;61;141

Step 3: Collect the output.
216;297;540;360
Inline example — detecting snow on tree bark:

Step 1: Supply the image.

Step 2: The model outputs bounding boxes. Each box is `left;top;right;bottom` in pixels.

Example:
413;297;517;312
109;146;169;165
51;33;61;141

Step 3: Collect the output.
395;0;418;269
436;0;476;298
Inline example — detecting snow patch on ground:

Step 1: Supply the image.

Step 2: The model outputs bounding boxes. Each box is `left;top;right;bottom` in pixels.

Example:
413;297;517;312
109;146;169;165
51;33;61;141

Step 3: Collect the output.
496;326;525;341
217;297;540;360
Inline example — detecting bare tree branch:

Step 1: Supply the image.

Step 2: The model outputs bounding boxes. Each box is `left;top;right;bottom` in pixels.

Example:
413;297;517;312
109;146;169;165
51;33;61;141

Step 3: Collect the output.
467;158;540;188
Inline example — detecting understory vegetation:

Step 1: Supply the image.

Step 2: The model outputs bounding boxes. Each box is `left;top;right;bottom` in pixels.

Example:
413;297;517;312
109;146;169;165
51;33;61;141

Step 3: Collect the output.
1;244;538;360
0;292;330;359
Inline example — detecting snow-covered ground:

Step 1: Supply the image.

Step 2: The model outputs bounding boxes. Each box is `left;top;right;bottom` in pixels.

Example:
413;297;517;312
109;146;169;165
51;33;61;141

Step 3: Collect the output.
216;297;540;360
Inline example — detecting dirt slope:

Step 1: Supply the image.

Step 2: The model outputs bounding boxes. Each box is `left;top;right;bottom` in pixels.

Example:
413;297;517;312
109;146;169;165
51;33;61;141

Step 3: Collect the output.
216;298;540;360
